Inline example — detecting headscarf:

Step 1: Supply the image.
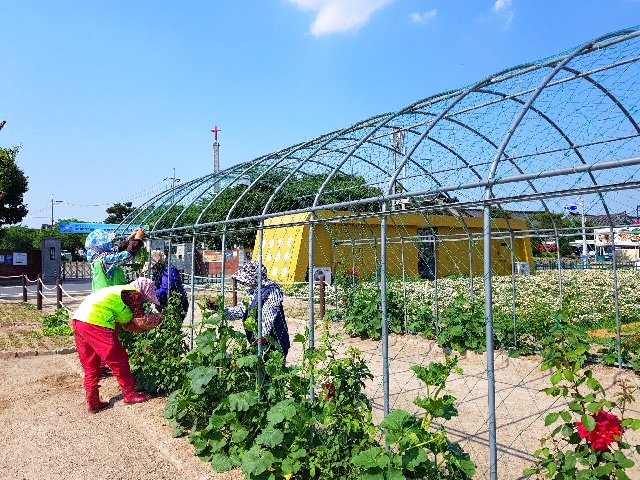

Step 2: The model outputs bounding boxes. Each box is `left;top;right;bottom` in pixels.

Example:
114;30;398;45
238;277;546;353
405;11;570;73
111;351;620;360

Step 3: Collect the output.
232;260;268;286
131;277;160;305
144;250;167;274
85;229;116;261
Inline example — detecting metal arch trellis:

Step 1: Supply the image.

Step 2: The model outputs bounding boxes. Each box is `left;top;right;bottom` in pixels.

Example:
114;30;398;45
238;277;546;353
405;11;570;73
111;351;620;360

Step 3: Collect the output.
115;26;640;480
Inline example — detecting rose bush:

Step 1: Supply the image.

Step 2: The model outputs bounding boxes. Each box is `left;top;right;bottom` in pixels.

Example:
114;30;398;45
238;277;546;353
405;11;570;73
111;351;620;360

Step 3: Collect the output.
524;326;640;479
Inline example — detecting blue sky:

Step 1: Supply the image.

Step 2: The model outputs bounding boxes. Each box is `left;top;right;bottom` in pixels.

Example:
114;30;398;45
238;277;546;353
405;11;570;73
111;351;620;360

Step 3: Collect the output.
1;0;639;228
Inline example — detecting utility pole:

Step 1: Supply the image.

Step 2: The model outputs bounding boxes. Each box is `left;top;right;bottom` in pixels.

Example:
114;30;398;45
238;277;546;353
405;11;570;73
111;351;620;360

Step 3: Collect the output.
578;197;588;266
390;128;406;210
51;195;63;230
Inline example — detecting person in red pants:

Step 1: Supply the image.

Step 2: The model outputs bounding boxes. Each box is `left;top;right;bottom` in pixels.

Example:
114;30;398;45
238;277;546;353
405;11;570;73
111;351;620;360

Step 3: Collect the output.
72;277;163;413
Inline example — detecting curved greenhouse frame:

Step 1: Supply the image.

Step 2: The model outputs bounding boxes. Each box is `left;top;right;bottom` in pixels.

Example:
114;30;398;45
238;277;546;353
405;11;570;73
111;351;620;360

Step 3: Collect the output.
120;26;640;478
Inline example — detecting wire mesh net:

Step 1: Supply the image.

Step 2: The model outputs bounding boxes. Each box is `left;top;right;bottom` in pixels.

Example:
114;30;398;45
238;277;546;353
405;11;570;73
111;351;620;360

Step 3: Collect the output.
121;26;640;479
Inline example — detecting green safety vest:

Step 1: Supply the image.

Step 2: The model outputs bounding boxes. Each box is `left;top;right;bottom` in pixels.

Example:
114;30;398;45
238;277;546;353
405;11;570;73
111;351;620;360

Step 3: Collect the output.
91;259;127;291
73;284;135;330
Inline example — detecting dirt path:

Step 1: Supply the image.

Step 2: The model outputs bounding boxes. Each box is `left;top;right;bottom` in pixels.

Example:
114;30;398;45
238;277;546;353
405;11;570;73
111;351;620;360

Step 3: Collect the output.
0;352;243;480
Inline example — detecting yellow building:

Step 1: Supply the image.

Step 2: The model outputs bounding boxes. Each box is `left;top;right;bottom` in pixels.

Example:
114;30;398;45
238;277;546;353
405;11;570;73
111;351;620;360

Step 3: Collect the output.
254;210;534;284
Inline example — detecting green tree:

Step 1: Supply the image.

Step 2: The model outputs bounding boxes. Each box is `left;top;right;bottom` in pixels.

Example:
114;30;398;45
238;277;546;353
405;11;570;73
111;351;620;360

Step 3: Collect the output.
527;212;579;257
142;170;383;250
104;202;135;224
0;146;28;226
0;222;87;258
0;226;39;250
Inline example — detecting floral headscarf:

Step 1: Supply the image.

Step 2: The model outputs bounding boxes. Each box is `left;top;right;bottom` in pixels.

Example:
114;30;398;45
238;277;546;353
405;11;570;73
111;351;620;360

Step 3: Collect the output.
85;229;116;261
131;277;160;305
232;260;268;285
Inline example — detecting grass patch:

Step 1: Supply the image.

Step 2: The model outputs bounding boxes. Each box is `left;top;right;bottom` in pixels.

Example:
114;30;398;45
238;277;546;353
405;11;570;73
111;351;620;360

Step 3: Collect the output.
0;302;47;324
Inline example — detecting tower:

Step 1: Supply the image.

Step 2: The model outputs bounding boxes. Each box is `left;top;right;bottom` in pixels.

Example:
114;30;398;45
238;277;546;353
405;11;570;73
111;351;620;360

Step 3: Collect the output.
211;125;221;192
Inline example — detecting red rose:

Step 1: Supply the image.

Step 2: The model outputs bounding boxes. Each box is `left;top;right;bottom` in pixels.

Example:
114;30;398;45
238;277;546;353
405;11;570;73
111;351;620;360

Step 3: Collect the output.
576;410;623;451
341;297;347;304
232;361;237;369
144;345;151;350
325;382;336;400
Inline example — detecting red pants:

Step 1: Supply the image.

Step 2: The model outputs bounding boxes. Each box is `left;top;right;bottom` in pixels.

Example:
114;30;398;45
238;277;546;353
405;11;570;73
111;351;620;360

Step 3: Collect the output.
72;320;136;394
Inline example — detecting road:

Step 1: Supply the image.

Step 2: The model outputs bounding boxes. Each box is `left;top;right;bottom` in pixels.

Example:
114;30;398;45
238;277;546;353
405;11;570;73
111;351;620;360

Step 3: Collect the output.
0;278;92;304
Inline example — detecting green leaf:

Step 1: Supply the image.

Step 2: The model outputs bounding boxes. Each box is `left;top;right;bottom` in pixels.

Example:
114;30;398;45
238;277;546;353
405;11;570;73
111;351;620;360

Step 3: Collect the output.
615;469;632;480
267;399;297;424
187;366;217;394
550;371;563;385
231;426;249;444
360;469;385;480
576;469;592;480
241;446;275;476
581;413;596;432
617;458;635;468
386;468;407;480
586;402;602;413
568;402;582;412
208;414;226;429
586;377;600;390
400;446;427;470
235;355;258;368
380;409;413;431
228;391;259;412
559;411;572;422
629;419;640;430
458;459;476;477
256;426;284;447
545;412;559;426
293;333;306;343
209;453;235;472
352;447;385;468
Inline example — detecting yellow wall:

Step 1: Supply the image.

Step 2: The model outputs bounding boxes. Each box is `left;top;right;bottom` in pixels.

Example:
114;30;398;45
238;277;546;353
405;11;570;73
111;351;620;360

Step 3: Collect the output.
254;211;533;283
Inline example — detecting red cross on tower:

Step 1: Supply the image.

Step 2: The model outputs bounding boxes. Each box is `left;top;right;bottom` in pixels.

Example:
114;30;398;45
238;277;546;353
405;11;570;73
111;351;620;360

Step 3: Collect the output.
211;125;221;142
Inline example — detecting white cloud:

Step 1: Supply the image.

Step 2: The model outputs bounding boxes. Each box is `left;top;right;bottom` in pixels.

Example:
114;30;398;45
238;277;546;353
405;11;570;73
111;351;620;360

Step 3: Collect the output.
410;9;437;24
491;0;514;29
289;0;395;36
492;0;512;12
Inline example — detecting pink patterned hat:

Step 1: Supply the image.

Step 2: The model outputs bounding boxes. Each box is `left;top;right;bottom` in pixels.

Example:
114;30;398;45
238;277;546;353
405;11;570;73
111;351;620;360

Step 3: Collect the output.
131;277;160;305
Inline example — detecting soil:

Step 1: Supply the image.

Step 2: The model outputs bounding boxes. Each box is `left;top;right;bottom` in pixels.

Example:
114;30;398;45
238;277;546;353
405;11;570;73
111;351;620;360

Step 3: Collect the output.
1;298;639;479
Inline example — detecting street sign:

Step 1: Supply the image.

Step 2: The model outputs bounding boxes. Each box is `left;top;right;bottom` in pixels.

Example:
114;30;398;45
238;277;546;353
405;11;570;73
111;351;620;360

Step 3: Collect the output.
58;222;147;234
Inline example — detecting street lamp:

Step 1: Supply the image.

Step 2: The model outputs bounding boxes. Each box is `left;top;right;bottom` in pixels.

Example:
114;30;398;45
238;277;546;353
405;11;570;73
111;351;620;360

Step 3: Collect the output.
51;195;63;230
164;168;181;190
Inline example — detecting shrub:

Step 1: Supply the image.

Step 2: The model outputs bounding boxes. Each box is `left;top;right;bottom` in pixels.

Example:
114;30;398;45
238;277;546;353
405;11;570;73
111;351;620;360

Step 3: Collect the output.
352;356;476;479
41;308;73;336
165;314;378;479
119;291;188;395
525;325;640;479
342;284;404;340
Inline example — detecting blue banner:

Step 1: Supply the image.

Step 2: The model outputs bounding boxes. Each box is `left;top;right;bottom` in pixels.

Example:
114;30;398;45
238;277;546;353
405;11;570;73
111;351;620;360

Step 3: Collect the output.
59;222;147;234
